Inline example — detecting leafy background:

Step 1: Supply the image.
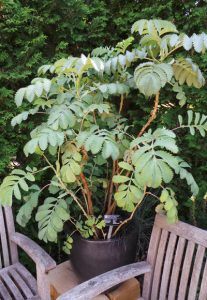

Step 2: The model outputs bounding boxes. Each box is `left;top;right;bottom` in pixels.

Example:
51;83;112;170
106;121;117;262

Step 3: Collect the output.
0;0;207;264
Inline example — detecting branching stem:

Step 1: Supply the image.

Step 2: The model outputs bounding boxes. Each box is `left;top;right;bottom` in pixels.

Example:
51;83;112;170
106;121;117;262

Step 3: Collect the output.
80;172;93;215
138;92;160;137
42;154;88;218
112;187;146;237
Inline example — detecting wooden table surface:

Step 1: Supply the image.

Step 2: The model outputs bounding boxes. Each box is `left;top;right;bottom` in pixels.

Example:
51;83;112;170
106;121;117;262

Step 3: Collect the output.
46;260;140;300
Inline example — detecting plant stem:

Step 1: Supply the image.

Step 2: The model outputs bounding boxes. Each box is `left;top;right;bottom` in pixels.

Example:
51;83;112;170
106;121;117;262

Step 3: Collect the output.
145;191;160;201
137;92;160;137
39;183;50;193
112;187;146;237
161;43;182;61
80;172;93;215
106;160;116;214
42;154;88;218
106;201;117;215
119;94;124;113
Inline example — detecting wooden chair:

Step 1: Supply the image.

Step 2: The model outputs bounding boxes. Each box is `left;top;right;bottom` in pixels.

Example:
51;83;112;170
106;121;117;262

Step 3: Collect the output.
57;214;207;300
0;205;56;300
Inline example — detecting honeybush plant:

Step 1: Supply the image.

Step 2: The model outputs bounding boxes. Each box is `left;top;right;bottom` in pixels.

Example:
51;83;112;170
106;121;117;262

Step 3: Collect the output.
1;19;207;253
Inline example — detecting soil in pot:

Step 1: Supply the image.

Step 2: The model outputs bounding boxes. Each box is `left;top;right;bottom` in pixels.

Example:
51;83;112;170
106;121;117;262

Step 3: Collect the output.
70;229;138;281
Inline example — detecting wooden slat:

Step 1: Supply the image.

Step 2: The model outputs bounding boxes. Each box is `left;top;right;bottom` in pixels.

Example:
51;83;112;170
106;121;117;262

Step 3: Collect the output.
150;229;169;300
3;207;18;264
177;240;195;300
0;281;12;300
8;267;34;298
187;245;205;300
168;237;186;300
198;258;207;300
11;233;56;273
0;207;10;267
0;270;24;300
142;224;161;299
155;214;207;248
15;263;37;294
158;232;177;300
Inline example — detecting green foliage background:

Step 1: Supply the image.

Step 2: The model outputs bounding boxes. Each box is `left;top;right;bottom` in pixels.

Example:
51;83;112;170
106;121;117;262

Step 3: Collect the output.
0;0;207;255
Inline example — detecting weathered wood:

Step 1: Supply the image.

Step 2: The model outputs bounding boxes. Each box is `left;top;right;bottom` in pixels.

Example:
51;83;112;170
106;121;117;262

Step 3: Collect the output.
0;203;58;299
15;262;38;294
168;236;186;300
142;224;161;299
158;232;177;300
8;267;34;298
0;263;38;300
156;213;207;248
177;240;195;300
47;260;119;300
150;229;169;300
36;264;51;300
106;278;140;300
0;281;12;300
57;261;151;300
198;258;207;300
57;214;207;300
0;206;11;267
4;206;18;264
11;232;56;273
0;269;25;300
188;245;205;300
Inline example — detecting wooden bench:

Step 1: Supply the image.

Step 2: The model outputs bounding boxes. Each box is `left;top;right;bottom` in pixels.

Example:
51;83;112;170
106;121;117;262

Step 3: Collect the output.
57;214;207;300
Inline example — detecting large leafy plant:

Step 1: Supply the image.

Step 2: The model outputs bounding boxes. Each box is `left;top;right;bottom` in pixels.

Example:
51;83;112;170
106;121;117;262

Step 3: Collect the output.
1;19;207;252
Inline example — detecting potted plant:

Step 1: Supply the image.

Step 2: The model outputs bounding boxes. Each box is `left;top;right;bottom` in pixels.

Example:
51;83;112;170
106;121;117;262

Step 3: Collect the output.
1;19;207;280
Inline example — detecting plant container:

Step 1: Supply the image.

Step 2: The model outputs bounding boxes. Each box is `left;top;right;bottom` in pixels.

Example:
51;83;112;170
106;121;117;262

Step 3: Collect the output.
70;230;138;281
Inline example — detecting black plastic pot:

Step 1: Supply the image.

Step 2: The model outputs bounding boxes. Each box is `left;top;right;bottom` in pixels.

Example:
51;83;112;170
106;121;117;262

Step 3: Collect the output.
70;230;138;281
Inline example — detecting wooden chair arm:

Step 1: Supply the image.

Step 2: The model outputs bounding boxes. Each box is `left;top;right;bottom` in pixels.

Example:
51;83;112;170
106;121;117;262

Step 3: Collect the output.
11;232;56;273
57;261;151;300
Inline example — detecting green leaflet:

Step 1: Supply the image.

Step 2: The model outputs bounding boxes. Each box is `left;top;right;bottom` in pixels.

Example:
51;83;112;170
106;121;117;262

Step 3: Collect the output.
134;62;173;97
182;33;207;53
156;188;178;223
173;58;205;88
76;128;120;160
47;105;76;130
178;166;199;196
15;78;51;107
114;183;144;212
98;83;129;95
75;216;105;239
129;128;181;188
11;107;39;127
60;161;81;184
16;185;40;227
131;19;178;36
36;198;69;243
24;127;65;156
63;236;73;254
103;49;146;75
0;169;35;206
177;111;207;137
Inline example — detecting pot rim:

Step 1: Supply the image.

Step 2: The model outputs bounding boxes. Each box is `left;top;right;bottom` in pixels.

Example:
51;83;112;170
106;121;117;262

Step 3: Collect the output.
74;229;137;244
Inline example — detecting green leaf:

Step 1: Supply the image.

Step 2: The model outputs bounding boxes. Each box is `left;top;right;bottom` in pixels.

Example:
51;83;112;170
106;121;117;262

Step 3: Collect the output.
118;162;133;171
134;62;173;97
15;88;26;107
113;175;130;183
187;110;193;125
